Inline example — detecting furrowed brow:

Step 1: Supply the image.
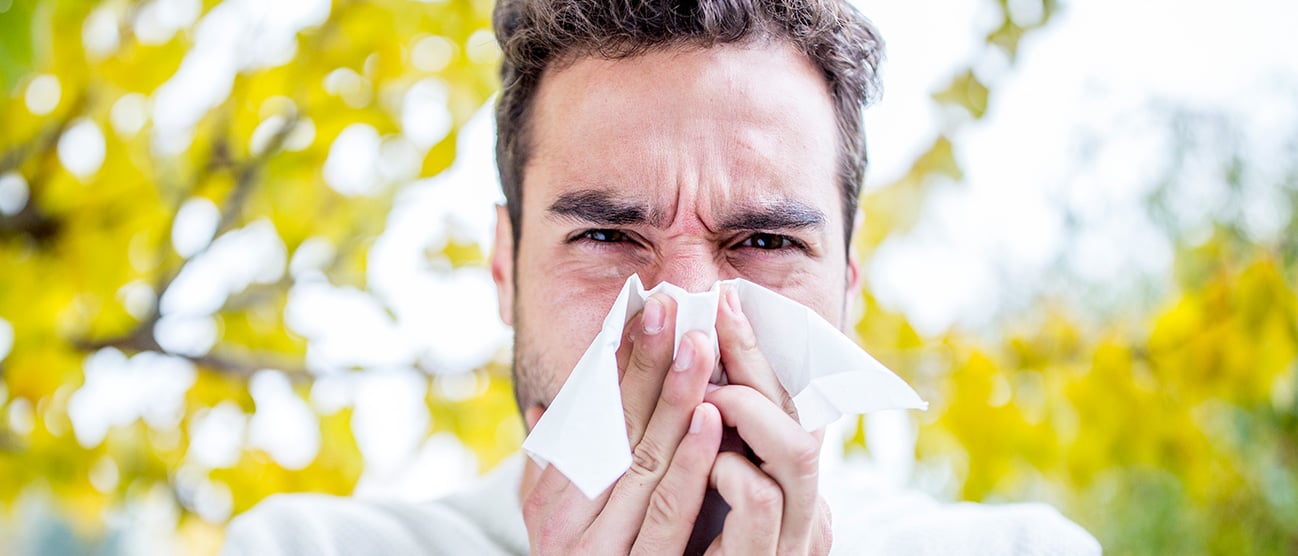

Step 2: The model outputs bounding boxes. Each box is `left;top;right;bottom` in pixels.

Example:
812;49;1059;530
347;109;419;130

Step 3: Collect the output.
718;199;826;231
547;189;659;226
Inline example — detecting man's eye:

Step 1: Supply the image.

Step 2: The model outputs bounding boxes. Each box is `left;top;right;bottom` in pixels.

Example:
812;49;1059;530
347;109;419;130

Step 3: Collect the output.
579;229;632;243
737;233;796;250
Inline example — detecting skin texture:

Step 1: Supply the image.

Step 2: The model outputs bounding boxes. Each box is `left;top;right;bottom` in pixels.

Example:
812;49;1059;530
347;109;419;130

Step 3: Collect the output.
491;40;861;555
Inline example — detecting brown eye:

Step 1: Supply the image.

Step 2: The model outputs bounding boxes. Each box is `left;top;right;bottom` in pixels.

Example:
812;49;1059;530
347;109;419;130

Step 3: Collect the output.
580;229;631;243
739;233;790;250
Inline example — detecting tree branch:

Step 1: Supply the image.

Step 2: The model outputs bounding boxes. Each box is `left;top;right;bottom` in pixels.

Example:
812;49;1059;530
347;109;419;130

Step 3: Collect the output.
69;114;313;381
73;333;311;382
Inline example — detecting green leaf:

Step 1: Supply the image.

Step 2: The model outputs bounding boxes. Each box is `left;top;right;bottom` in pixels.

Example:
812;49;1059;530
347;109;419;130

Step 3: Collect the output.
0;1;37;94
932;69;990;119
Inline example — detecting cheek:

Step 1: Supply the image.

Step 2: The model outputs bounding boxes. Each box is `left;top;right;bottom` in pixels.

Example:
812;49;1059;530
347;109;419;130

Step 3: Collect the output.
725;255;817;290
525;246;639;312
755;267;848;326
524;271;626;330
514;253;635;383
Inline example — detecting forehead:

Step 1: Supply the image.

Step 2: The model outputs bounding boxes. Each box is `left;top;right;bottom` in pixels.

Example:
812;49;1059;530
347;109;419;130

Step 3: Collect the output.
523;42;842;225
533;41;834;136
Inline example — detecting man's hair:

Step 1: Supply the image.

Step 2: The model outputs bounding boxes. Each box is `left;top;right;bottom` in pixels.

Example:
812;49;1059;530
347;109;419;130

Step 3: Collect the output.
492;0;885;250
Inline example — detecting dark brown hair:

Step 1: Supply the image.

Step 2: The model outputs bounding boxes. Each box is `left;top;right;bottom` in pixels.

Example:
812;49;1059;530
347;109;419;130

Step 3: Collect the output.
493;0;884;249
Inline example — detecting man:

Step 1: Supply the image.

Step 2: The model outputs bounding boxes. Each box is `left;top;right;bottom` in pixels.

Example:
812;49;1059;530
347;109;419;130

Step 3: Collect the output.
223;0;1100;553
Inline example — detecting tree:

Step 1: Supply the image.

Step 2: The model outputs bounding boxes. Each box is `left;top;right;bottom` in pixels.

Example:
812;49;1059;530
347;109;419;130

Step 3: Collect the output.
2;1;1294;554
1;1;517;552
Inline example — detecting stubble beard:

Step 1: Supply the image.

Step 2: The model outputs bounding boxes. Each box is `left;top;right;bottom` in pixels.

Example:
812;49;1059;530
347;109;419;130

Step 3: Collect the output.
510;305;555;431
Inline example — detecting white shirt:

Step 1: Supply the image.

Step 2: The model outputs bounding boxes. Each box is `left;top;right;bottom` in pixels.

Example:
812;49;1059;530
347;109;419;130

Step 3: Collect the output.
222;454;1100;555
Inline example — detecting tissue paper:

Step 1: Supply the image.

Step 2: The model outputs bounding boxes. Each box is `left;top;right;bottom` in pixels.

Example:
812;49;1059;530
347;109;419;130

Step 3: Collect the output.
522;274;927;498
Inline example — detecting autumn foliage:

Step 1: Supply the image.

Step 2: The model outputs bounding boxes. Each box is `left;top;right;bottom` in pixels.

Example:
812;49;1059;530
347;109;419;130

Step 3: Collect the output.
1;1;1295;555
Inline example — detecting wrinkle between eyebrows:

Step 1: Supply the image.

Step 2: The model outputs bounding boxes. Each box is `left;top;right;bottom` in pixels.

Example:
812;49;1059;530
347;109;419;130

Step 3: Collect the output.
548;189;827;235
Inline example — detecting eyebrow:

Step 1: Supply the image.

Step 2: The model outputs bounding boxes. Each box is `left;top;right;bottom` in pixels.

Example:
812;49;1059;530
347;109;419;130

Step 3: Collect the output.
546;188;825;231
718;199;826;232
547;189;666;227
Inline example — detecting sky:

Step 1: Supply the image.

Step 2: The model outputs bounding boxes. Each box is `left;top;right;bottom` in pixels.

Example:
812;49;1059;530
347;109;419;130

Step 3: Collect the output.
862;0;1298;334
14;0;1297;525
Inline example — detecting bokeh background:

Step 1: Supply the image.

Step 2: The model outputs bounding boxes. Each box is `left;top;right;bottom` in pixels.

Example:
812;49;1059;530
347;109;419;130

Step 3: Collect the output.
1;0;1295;554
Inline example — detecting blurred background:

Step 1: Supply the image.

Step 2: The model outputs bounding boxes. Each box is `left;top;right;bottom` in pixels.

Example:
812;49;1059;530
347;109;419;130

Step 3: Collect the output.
0;0;1295;554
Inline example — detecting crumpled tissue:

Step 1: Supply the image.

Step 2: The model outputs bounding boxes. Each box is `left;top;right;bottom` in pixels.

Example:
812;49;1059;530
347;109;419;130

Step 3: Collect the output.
522;274;927;498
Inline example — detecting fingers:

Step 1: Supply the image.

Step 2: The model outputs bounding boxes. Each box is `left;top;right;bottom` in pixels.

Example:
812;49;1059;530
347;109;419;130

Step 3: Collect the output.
812;497;834;554
706;384;821;555
615;313;639;379
715;284;799;421
629;403;723;555
590;329;717;550
705;450;783;554
530;297;720;554
521;460;611;553
620;294;677;447
631;329;717;478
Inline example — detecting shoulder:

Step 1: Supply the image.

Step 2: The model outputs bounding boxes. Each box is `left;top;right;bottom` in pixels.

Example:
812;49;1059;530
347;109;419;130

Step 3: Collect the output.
221;493;510;556
221;457;529;556
833;496;1101;556
881;501;1100;555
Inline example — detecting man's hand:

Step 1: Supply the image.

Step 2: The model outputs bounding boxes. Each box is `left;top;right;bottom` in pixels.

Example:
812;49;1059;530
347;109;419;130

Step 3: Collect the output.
521;286;832;555
521;293;724;555
703;284;833;555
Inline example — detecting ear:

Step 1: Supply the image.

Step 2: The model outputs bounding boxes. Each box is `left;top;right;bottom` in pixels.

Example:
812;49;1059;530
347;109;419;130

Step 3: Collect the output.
491;204;515;326
849;208;866;291
844;208;865;325
847;248;862;297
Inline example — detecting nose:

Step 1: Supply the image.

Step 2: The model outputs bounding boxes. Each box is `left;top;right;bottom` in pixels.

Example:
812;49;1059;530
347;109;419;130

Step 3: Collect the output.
643;245;722;293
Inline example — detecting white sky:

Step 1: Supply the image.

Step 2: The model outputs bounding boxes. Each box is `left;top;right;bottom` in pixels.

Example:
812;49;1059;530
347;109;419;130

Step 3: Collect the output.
865;0;1298;333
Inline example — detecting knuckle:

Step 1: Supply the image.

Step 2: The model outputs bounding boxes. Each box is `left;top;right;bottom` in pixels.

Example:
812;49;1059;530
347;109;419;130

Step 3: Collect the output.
645;487;684;526
788;436;821;478
628;340;660;373
779;389;799;419
629;441;666;477
521;492;546;526
743;476;783;514
736;323;760;353
522;492;578;552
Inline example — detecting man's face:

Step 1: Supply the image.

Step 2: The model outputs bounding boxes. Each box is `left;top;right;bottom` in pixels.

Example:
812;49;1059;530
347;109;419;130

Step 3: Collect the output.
492;40;860;416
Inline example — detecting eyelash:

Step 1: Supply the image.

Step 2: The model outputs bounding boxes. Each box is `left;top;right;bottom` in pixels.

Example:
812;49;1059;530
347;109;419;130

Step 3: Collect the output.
734;232;806;251
574;229;639;245
571;229;806;252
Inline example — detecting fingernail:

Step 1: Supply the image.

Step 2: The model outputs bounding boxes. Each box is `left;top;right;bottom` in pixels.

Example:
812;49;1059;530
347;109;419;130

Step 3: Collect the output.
689;406;704;434
726;286;741;315
643;298;665;335
705;383;721;394
673;336;694;372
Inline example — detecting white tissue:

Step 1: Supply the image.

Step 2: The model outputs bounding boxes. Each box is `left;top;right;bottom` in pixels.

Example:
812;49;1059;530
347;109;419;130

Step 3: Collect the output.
522;274;927;498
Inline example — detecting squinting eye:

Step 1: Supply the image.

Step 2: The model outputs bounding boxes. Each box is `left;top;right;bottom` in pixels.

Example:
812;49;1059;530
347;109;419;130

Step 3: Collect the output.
738;233;793;250
580;229;632;243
